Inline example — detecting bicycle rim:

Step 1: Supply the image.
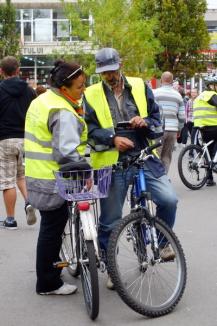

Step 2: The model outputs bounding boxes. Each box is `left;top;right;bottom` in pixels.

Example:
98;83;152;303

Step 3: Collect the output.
79;236;99;320
178;144;208;190
107;212;187;317
61;213;80;277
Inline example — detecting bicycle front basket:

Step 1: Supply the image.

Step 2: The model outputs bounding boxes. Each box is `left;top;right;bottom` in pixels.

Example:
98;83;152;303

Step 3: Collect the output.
54;167;112;201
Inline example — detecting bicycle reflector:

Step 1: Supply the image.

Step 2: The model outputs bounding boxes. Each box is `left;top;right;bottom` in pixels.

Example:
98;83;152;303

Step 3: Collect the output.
77;202;90;211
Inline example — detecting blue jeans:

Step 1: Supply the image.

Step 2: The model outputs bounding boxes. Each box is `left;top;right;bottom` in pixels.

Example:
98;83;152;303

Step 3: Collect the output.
98;166;178;253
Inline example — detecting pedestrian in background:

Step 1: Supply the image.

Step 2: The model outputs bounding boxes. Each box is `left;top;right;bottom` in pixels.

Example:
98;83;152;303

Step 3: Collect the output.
153;71;185;173
181;88;199;145
193;76;217;186
0;56;37;229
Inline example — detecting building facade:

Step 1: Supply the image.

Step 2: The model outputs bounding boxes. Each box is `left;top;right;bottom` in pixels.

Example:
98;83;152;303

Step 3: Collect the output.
0;0;217;87
0;0;90;86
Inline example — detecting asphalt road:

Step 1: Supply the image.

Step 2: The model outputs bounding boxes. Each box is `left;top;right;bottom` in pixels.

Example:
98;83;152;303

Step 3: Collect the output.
0;146;217;326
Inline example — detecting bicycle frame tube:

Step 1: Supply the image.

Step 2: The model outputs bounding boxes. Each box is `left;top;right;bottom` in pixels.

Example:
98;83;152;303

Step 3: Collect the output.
133;168;147;208
197;143;211;166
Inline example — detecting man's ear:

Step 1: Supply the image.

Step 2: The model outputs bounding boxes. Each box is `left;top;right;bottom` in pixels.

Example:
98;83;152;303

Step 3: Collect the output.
16;68;20;75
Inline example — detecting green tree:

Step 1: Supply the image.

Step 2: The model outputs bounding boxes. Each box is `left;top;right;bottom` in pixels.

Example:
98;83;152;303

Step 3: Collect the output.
0;0;20;59
61;0;162;79
141;0;210;79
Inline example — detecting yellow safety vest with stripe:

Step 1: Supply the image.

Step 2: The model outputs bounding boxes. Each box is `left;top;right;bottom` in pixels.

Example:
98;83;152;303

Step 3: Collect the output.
85;77;149;168
193;90;217;127
25;89;87;180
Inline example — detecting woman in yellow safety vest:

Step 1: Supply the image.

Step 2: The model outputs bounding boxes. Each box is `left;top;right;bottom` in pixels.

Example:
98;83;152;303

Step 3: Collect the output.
25;60;90;295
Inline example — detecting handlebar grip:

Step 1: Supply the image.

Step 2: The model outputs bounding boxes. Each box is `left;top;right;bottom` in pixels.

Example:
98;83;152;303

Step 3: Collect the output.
145;140;162;155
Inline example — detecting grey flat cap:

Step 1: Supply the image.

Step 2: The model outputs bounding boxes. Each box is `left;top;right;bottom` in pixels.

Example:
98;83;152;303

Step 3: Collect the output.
95;48;120;73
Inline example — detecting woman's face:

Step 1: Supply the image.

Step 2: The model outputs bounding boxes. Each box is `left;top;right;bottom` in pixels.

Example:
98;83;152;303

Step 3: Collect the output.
64;74;86;100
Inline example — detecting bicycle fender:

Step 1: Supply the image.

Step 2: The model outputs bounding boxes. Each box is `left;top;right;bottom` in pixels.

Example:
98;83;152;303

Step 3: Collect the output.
80;210;97;241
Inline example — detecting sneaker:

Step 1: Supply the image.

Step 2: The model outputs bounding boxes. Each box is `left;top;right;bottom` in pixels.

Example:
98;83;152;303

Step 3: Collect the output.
159;245;175;262
3;217;18;230
106;275;115;290
206;179;216;187
38;282;77;295
25;203;37;225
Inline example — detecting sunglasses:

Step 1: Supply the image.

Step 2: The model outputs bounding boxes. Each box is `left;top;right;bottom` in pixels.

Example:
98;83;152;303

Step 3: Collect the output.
62;66;83;82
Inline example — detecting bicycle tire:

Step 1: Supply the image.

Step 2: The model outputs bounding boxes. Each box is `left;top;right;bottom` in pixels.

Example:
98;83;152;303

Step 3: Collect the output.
60;207;80;277
178;144;208;190
78;232;99;320
107;212;187;318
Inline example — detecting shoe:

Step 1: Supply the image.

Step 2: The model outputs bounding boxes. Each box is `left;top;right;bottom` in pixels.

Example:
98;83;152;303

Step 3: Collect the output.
3;217;18;230
159;245;175;262
106;275;115;290
25;203;37;225
206;179;216;187
212;164;217;173
38;282;77;295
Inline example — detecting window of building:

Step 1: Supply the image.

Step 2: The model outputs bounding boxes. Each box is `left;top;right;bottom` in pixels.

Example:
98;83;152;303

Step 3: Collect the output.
24;22;32;42
16;8;90;44
34;19;52;42
53;21;70;41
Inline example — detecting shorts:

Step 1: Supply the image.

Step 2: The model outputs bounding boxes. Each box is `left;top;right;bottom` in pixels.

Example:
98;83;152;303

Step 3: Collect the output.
0;138;25;190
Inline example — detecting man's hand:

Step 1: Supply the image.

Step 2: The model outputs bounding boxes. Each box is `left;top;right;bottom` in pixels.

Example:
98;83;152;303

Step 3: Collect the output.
113;136;134;152
130;116;147;128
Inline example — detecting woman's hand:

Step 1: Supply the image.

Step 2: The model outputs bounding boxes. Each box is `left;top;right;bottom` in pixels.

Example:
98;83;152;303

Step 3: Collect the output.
85;178;93;190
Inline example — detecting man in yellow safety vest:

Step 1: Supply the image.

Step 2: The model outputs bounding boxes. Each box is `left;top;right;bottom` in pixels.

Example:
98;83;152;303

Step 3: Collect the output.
193;75;217;186
84;48;178;289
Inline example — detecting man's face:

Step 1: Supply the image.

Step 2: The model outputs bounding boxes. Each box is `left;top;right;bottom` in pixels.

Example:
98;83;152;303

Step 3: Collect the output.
101;70;121;88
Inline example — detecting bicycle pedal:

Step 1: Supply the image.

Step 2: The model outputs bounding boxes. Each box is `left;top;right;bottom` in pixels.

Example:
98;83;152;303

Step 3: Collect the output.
53;261;69;268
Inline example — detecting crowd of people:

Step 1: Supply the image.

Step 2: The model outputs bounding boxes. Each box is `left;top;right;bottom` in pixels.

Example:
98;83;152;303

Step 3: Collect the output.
0;49;217;296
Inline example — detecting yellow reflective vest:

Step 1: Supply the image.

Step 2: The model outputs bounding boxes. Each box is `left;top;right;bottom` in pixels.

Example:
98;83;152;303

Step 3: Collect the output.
193;90;217;127
85;77;148;168
25;89;87;180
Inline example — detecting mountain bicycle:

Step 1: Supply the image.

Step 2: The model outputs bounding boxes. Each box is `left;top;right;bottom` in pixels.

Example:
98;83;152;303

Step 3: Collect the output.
54;167;112;320
107;142;187;318
178;140;217;190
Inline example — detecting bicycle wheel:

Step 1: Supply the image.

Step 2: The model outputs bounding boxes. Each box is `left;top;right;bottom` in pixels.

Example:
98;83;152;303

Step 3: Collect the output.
61;207;80;277
178;144;208;190
107;212;187;318
78;220;99;320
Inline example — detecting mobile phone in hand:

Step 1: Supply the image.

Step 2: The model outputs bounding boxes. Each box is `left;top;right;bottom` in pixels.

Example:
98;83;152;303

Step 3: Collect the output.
116;121;132;128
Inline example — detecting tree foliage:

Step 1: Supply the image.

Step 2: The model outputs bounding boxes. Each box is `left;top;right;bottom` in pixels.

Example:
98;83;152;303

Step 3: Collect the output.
62;0;162;79
141;0;210;78
0;0;20;59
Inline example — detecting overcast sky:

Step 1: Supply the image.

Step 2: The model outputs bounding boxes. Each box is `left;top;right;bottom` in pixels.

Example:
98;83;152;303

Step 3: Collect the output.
207;0;217;9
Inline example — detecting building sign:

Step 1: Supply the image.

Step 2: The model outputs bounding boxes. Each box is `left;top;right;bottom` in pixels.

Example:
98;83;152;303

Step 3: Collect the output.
22;44;63;56
23;47;44;55
21;42;93;56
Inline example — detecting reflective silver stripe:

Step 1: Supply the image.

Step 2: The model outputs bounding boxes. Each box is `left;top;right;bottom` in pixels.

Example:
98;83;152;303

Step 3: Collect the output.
194;107;217;112
94;144;110;151
25;151;54;160
25;131;52;147
194;115;217;120
92;146;116;153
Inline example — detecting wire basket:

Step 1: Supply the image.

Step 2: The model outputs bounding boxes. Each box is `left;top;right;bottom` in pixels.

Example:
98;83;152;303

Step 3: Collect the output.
54;167;112;201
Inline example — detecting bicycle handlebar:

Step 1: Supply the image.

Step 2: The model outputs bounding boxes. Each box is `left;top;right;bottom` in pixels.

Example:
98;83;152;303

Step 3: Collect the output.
144;140;162;155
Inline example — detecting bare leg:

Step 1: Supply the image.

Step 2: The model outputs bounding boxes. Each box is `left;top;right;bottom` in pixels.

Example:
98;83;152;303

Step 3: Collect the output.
17;177;28;201
3;188;16;217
